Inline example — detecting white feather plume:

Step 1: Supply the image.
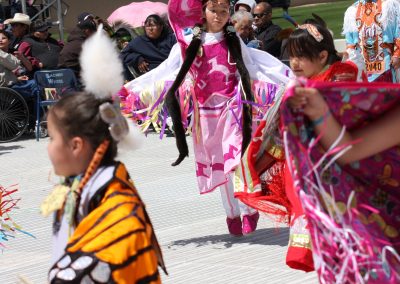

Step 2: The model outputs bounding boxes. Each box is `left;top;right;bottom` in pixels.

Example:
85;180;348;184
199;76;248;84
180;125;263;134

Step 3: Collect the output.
80;24;124;99
342;4;357;35
117;117;145;153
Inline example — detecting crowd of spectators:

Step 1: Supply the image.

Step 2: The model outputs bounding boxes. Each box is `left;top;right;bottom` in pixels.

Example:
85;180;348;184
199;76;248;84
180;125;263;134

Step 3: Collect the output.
0;0;290;90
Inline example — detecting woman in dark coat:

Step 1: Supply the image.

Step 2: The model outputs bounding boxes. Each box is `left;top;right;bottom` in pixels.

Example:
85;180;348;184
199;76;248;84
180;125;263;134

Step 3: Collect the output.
121;14;176;80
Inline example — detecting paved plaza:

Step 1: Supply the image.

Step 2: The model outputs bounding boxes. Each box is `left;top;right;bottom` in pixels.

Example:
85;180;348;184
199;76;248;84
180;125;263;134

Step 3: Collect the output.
0;133;318;283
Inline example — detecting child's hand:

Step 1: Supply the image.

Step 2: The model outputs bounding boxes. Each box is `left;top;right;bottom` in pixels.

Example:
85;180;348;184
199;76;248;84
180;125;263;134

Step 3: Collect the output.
288;87;328;121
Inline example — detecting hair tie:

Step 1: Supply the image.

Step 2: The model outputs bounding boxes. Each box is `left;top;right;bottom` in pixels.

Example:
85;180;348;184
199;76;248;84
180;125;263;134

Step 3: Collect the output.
298;24;323;42
99;100;129;142
192;25;203;39
226;25;236;35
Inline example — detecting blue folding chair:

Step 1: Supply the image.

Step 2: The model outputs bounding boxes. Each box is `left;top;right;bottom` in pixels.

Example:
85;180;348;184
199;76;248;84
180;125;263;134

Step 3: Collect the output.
34;69;79;141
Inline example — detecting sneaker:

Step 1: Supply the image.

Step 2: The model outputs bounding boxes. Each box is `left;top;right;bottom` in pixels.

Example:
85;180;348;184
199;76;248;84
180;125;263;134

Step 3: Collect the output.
242;212;260;235
226;216;243;236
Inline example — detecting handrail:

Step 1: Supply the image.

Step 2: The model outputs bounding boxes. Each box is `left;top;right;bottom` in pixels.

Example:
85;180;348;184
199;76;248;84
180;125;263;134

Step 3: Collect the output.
19;0;69;42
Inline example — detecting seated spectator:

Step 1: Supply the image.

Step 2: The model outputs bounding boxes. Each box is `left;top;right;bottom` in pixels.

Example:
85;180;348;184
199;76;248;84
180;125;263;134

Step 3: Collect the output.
58;12;97;79
112;24;135;51
19;20;62;71
0;28;38;131
0;29;22;86
231;10;260;48
253;2;282;58
234;0;257;13
4;13;30;53
121;14;176;80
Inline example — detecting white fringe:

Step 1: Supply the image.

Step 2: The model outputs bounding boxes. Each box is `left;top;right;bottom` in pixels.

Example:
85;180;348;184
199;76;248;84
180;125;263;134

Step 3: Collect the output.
343;0;400;35
80;24;124;99
381;0;400;30
342;4;357;35
117;117;144;153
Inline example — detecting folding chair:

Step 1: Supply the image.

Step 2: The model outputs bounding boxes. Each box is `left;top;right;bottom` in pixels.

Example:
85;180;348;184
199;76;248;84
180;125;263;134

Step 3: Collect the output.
34;69;79;141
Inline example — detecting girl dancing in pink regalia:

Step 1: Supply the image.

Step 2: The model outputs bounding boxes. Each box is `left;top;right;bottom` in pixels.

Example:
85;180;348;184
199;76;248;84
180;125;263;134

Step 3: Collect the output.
119;0;291;235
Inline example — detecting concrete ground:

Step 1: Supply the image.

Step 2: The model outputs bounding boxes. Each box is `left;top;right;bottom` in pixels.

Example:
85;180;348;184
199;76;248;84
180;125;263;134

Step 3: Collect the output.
0;133;318;284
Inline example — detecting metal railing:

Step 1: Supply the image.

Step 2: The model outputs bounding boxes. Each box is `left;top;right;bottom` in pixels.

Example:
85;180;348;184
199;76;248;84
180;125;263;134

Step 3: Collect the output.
19;0;68;41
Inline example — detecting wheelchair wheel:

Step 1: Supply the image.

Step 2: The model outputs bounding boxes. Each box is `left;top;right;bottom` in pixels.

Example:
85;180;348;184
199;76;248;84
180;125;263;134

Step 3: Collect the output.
0;87;29;143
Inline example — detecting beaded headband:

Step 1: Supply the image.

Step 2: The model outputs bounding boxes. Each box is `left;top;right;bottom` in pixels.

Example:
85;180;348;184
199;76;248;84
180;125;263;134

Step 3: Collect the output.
298;24;324;42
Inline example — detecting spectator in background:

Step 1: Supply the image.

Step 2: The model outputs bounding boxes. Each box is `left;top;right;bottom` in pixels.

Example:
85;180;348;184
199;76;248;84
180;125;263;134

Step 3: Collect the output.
121;14;176;80
113;25;134;51
58;12;97;79
19;20;63;72
0;29;23;86
253;2;282;58
4;13;31;53
234;0;256;13
231;10;259;48
343;0;400;82
0;28;38;131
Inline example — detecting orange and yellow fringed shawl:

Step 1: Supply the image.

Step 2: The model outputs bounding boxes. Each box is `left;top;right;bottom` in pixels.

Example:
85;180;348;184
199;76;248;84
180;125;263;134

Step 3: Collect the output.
49;162;165;283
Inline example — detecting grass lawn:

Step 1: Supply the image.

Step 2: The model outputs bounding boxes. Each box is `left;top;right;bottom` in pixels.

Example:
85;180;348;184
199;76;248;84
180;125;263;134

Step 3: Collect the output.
272;0;355;38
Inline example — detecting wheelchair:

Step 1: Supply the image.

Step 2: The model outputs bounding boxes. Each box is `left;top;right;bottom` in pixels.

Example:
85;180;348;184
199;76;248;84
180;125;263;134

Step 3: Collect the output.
0;87;30;143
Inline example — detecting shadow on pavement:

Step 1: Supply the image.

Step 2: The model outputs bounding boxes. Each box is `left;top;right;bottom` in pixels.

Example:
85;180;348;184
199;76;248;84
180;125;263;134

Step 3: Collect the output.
0;145;24;155
168;227;289;248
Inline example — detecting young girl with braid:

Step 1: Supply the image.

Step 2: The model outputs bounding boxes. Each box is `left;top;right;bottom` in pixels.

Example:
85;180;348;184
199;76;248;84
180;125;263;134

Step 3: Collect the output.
234;23;367;272
41;27;166;283
119;0;291;236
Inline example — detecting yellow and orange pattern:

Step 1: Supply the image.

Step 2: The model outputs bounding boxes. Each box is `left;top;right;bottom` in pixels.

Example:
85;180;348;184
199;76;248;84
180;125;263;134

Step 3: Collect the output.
49;163;166;283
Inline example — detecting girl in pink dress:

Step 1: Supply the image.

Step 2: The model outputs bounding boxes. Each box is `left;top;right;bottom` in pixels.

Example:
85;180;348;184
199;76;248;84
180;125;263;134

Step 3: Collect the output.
119;0;291;236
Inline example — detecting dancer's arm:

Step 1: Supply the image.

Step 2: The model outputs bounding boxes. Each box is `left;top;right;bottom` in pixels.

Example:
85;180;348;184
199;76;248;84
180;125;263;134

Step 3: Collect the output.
289;87;400;165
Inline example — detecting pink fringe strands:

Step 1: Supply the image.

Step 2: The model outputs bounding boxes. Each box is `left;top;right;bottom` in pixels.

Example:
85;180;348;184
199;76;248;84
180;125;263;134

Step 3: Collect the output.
281;80;400;283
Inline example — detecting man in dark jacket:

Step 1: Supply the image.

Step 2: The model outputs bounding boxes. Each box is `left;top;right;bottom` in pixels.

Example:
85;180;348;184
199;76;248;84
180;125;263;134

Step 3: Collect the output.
253;2;282;58
58;12;96;79
20;20;63;71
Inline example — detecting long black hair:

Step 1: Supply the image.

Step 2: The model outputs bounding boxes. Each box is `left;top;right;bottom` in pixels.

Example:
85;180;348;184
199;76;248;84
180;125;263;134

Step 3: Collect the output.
287;24;341;65
166;1;254;166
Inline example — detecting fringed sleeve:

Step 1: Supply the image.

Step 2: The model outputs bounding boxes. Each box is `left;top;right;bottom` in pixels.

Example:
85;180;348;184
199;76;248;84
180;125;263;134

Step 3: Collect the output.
342;4;358;48
117;43;193;134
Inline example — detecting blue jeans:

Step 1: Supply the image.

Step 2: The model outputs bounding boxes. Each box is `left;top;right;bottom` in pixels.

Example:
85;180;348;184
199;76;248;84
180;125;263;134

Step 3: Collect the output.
12;80;41;129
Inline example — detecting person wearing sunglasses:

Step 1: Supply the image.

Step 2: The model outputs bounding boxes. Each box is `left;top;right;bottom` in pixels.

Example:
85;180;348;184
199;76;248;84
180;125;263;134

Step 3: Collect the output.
253;2;282;58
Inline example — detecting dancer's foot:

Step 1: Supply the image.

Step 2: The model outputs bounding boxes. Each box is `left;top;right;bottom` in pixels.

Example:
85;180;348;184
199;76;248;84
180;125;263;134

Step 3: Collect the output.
242;212;259;235
226;216;243;236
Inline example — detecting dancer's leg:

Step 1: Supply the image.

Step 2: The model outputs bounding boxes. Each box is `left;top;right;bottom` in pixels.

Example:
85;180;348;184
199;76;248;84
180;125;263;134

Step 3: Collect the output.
219;181;241;219
219;179;243;236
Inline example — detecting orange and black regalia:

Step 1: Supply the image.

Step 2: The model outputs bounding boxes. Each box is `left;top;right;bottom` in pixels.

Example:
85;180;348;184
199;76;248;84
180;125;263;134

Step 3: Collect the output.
49;162;166;283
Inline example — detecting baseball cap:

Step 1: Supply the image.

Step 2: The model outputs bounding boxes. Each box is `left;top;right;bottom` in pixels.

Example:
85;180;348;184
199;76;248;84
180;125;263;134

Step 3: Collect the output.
32;20;51;32
77;12;96;31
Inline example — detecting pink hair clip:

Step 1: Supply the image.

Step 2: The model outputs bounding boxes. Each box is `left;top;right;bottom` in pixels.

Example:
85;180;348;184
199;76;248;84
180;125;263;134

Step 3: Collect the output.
298;24;324;42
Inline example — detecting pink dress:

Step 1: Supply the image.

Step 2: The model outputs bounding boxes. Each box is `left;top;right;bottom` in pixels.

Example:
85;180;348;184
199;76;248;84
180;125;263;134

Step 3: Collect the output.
119;0;292;194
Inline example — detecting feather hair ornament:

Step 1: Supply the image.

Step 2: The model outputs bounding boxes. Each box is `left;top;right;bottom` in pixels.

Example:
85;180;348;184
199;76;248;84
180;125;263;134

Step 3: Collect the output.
79;24;143;150
80;24;124;99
